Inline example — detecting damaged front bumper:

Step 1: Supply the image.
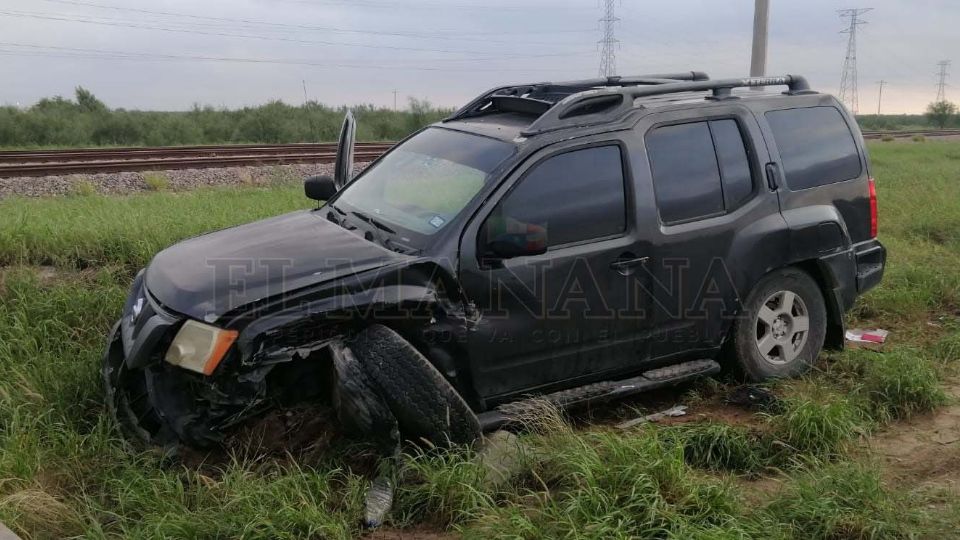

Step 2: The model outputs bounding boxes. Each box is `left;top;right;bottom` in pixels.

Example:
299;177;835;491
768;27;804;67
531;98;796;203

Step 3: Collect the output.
105;275;328;447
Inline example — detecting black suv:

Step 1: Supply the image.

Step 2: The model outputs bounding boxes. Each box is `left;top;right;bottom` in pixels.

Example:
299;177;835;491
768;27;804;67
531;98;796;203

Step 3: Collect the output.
103;72;885;448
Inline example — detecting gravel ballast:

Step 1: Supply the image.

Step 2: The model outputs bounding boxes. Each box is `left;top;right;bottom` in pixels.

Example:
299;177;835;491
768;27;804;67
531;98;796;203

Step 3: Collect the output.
0;162;371;199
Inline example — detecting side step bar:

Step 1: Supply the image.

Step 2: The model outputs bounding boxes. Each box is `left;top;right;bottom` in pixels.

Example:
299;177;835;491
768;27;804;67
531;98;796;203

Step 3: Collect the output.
477;359;721;432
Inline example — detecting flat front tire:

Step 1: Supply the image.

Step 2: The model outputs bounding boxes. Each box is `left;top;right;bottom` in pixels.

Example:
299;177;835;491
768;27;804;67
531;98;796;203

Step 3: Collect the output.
348;324;481;446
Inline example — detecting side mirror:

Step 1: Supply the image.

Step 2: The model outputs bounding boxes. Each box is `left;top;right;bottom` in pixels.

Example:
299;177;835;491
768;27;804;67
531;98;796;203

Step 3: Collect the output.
482;220;548;260
486;240;548;259
304;174;337;202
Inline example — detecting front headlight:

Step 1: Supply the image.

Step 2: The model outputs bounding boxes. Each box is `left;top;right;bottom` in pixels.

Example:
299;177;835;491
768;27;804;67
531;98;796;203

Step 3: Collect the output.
164;320;238;375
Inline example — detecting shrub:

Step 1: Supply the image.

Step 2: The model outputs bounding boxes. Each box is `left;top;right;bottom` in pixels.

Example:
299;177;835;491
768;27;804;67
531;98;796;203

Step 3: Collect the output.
142;172;170;191
858;348;946;421
1;88;452;148
665;423;767;473
70;179;97;197
882;134;896;142
766;395;862;459
833;347;946;421
912;134;926;142
763;462;919;539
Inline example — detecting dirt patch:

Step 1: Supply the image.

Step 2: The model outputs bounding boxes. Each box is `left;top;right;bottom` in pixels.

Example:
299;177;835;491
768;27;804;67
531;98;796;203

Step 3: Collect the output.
177;404;379;474
866;380;960;494
577;381;766;431
364;526;459;540
735;475;787;507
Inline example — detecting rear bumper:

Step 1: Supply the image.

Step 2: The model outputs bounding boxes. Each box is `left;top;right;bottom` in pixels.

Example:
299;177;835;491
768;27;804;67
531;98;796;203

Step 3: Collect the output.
854;238;886;293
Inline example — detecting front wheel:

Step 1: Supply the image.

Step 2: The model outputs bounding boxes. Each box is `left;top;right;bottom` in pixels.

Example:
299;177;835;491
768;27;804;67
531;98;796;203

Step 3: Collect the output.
348;324;481;446
724;268;827;381
102;322;176;446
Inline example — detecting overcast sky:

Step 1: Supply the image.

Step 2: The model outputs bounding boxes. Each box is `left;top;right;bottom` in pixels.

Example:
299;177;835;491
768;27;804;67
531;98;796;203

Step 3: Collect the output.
1;0;956;113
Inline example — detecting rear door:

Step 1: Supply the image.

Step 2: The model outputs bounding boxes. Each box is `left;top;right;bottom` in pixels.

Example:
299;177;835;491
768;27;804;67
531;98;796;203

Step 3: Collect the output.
630;104;784;360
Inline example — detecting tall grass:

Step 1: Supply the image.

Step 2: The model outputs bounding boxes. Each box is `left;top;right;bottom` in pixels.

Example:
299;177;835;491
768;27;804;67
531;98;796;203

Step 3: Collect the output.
0;185;307;269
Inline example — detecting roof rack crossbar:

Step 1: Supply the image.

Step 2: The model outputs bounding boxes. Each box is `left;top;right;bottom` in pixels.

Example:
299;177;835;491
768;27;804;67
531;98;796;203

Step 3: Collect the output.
521;74;813;136
625;75;812;100
445;71;710;122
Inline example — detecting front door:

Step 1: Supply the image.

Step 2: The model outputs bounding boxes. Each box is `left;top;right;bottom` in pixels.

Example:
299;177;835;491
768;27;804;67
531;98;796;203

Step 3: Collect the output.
458;141;652;401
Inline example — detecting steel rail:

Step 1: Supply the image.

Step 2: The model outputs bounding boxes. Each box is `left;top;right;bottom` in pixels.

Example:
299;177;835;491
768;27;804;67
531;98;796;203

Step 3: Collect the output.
861;129;960;139
0;150;388;178
0;142;395;164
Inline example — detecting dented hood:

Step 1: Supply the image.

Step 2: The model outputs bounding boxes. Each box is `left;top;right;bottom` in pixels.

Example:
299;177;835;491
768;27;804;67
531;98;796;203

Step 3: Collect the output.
145;210;407;321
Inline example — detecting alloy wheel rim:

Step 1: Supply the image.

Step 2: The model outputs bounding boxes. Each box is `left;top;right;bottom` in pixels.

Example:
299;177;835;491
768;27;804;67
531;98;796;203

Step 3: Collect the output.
754;289;810;365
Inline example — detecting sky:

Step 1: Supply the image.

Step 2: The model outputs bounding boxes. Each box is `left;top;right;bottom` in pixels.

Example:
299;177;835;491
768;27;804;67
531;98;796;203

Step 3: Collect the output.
1;0;956;113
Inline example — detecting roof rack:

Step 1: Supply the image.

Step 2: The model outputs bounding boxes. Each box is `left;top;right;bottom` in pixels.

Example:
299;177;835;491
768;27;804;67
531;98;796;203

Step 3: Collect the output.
520;75;814;136
445;71;710;122
446;73;816;137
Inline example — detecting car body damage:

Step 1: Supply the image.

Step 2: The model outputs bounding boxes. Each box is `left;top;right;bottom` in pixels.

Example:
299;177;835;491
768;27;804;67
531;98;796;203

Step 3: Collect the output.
104;72;885;465
105;247;480;447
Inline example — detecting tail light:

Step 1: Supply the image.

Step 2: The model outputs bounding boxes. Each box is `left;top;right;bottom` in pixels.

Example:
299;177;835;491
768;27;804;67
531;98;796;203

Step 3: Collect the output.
868;177;878;238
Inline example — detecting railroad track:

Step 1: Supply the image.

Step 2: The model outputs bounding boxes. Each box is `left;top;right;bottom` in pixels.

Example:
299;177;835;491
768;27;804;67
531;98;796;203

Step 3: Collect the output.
0;142;395;178
2;129;957;178
861;129;960;140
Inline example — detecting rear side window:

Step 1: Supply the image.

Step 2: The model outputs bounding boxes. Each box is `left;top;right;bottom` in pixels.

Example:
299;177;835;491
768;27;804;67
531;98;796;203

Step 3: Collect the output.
646;119;756;223
765;106;862;190
710;119;754;209
489;145;626;246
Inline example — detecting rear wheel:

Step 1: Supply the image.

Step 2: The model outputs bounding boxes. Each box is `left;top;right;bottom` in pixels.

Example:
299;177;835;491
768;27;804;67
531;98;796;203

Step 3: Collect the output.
725;268;827;381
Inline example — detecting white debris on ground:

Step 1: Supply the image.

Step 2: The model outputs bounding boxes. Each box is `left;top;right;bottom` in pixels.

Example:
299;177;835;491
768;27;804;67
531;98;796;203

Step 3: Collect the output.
0;162;371;199
616;404;688;429
0;522;21;540
478;430;529;487
845;328;890;351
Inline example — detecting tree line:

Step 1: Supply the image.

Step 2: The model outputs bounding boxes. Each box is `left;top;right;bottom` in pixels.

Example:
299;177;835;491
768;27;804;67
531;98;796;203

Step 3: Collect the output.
1;87;958;148
0;87;451;148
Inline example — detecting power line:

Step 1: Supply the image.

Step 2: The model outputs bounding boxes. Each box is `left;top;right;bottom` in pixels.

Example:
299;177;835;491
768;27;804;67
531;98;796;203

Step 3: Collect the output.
268;0;593;12
838;7;872;115
936;60;951;102
0;9;585;58
598;0;619;77
34;0;588;46
0;42;591;73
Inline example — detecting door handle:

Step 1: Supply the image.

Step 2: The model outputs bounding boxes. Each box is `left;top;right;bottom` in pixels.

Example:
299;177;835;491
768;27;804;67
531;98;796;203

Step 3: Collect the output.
610;256;649;276
765;162;780;190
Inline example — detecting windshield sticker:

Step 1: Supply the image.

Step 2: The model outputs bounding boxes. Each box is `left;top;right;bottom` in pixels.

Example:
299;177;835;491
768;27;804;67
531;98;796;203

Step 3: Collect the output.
429;215;446;228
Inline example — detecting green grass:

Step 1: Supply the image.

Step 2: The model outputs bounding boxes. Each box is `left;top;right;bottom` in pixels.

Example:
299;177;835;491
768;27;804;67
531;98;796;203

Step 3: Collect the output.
1;141;960;537
764;462;923;539
0;184;306;269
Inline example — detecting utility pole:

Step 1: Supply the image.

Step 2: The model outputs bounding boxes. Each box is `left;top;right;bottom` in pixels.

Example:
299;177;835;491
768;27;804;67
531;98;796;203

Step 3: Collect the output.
749;0;770;90
936;60;951;102
838;8;872;115
876;80;886;115
598;0;619;77
302;79;308;106
392;89;398;111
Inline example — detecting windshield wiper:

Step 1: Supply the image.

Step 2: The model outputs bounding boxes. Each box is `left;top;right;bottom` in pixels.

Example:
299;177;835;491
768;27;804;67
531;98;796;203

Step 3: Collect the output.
350;211;396;235
350;210;402;252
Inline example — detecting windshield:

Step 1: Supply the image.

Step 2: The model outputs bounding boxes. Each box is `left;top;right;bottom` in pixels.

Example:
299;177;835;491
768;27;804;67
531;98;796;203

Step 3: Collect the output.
333;128;514;241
